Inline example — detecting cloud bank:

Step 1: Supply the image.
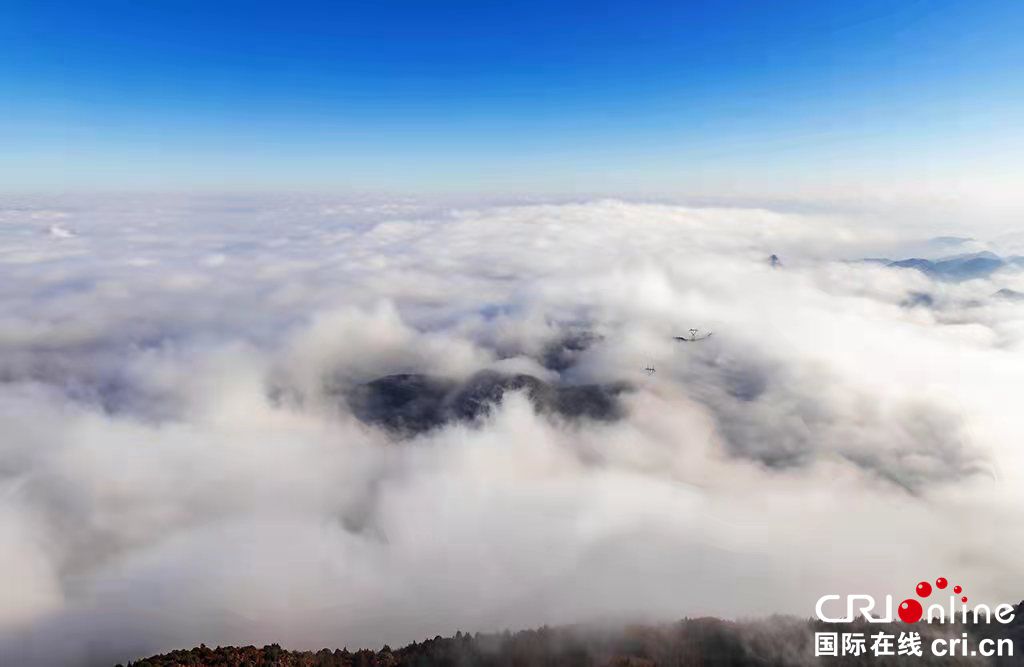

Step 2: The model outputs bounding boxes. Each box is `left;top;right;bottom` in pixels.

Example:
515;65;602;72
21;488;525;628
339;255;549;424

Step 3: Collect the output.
2;195;1024;665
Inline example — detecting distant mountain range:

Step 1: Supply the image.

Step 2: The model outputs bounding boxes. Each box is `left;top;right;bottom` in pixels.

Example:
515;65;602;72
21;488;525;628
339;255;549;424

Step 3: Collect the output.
994;288;1024;301
867;251;1024;281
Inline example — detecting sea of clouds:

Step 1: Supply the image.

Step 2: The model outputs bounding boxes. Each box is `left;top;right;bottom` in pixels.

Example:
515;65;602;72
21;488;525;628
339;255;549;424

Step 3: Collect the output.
2;195;1024;664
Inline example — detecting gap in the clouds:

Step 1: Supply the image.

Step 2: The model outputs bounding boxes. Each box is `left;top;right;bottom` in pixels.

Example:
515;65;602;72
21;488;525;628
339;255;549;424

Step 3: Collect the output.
342;370;631;438
328;321;629;437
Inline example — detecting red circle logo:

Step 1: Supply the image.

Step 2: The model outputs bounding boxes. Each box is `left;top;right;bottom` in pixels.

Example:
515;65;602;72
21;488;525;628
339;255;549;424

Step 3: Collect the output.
898;599;923;623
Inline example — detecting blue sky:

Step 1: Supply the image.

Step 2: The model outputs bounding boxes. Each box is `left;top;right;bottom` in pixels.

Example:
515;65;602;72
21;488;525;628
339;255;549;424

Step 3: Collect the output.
2;0;1022;197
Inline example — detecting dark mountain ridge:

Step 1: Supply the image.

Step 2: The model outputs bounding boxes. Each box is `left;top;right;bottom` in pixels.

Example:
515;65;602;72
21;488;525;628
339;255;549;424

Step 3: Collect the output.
347;370;629;436
121;604;1024;666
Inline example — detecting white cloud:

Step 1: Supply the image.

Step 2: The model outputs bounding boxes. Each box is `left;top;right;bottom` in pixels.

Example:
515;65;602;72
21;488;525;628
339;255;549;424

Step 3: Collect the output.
1;196;1023;664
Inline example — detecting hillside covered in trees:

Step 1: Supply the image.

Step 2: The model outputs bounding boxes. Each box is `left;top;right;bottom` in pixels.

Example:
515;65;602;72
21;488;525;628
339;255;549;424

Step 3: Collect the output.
118;611;1024;667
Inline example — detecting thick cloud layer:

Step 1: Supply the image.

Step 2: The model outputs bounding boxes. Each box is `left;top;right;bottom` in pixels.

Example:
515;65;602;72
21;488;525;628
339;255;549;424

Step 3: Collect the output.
2;196;1024;665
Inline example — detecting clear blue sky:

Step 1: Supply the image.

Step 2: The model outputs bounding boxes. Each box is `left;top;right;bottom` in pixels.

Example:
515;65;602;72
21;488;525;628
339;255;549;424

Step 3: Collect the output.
2;0;1022;197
